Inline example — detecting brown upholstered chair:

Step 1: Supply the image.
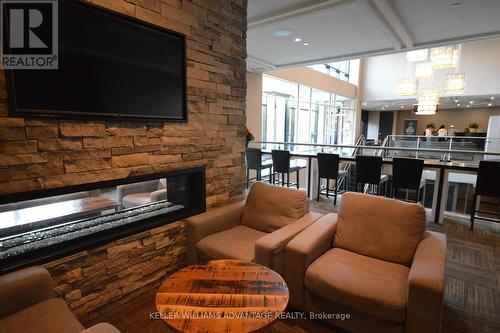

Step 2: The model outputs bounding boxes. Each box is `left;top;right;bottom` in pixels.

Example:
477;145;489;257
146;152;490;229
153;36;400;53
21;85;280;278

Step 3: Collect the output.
185;182;322;275
0;266;120;333
285;192;446;333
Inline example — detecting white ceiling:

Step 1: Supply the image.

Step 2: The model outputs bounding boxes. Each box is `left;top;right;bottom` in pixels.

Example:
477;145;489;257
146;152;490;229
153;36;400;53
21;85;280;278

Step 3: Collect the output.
362;94;500;112
247;0;500;71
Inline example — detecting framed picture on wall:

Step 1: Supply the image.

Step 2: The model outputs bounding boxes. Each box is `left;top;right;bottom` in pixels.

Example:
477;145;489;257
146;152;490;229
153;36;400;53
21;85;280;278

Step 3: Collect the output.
404;119;418;135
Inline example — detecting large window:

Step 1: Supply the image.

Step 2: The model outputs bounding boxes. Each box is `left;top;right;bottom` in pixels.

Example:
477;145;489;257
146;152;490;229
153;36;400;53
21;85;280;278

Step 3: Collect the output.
262;75;355;145
309;59;360;85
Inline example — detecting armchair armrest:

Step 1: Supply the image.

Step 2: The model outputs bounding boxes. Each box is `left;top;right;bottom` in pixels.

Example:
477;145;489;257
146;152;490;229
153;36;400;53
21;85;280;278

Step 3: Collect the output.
406;231;447;333
82;323;121;333
117;180;158;204
0;266;53;319
255;212;323;275
149;189;167;202
185;200;245;264
285;213;337;309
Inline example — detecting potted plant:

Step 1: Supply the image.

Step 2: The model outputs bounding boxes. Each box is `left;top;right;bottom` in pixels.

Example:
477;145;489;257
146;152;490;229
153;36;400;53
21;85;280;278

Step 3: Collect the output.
468;123;479;133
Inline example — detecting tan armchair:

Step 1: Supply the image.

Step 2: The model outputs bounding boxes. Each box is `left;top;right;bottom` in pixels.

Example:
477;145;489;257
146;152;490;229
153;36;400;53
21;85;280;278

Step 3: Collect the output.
0;266;119;333
285;192;446;333
185;182;322;275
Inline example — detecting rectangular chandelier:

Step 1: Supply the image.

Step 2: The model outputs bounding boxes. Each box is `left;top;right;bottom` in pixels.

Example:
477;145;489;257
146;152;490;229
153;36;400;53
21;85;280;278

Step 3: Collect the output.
397;78;418;96
415;62;433;80
452;48;460;67
444;73;466;94
416;88;439;115
430;46;455;69
406;49;428;62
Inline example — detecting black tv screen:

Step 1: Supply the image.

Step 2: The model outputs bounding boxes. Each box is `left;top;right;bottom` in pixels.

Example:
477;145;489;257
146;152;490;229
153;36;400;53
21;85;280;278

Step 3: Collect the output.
6;0;186;121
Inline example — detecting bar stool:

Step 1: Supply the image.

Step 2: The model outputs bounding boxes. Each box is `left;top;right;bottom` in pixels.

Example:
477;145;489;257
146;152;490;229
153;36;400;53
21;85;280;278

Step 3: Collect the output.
271;150;306;188
317;153;348;205
355;155;388;195
470;160;500;230
246;148;272;189
392;157;426;203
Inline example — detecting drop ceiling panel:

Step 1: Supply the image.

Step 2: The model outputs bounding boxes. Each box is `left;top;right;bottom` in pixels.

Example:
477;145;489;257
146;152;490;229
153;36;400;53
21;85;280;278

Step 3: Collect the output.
393;0;500;45
248;0;313;21
247;3;394;66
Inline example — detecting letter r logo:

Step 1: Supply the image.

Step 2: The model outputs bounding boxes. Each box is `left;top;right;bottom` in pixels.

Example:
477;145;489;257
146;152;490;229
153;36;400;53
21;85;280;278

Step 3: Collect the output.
9;8;48;48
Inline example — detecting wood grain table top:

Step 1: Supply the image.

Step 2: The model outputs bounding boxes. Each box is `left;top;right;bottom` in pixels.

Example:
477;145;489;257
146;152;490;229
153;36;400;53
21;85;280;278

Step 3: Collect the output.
155;260;289;333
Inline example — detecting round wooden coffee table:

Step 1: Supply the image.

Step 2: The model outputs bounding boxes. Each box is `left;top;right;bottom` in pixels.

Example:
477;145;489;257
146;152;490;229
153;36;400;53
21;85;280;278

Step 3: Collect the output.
155;260;289;333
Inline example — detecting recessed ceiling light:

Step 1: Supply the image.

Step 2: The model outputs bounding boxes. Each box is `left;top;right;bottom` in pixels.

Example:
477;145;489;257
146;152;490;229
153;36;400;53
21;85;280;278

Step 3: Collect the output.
457;103;460;106
273;29;293;37
391;102;395;105
491;97;495;100
469;101;474;104
363;102;367;106
382;107;385;110
303;42;310;46
467;105;470;108
294;37;302;42
385;104;389;107
454;99;458;103
451;2;462;8
400;105;404;108
488;103;492;106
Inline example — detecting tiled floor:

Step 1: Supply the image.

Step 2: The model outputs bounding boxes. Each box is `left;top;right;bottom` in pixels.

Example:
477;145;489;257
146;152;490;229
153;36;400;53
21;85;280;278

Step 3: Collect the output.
86;195;500;333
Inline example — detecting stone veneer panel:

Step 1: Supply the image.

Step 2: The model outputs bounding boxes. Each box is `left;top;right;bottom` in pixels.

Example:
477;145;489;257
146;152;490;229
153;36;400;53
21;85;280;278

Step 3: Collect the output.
43;221;185;323
0;0;248;207
0;0;247;320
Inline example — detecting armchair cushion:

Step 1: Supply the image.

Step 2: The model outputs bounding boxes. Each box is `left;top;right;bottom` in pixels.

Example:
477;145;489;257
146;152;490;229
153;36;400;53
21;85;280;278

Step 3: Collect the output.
0;266;53;319
241;182;309;233
305;248;409;324
334;192;426;266
121;193;151;208
196;225;267;262
185;200;245;264
0;298;85;333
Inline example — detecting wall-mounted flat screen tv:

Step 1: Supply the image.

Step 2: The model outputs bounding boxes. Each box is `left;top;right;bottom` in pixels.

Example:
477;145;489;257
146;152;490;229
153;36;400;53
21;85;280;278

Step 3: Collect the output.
6;0;187;121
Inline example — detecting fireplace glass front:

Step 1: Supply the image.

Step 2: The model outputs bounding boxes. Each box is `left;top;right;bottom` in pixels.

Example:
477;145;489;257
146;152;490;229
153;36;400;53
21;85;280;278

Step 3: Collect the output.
0;167;205;267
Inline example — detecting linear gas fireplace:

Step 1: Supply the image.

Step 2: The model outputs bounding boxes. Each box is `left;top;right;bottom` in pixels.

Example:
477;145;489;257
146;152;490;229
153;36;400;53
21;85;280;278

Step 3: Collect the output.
0;167;205;272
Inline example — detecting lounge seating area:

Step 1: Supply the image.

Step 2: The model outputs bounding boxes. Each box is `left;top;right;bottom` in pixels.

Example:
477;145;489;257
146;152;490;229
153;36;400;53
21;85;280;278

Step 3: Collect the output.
1;1;499;333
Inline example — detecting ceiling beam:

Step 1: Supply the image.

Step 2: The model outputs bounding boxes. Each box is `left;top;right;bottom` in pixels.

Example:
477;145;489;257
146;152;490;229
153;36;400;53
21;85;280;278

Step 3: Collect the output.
372;0;414;48
248;0;356;29
247;56;277;70
413;30;500;48
247;47;395;72
355;0;403;50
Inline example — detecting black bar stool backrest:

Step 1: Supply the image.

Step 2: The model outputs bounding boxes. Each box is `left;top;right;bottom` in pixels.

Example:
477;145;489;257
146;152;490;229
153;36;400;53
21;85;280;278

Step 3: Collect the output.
392;158;424;190
356;155;383;185
475;160;500;197
272;150;291;173
246;148;263;169
317;153;340;179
